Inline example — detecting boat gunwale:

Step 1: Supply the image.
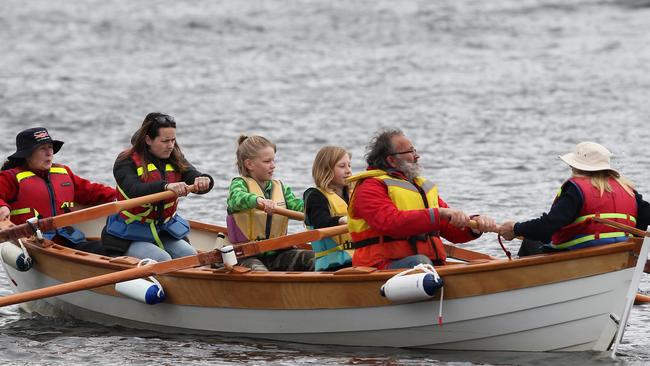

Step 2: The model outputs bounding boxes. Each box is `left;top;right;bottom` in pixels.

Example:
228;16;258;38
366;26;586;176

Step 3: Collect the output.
14;235;643;283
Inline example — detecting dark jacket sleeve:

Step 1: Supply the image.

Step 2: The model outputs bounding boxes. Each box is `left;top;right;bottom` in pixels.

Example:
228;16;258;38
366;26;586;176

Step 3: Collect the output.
514;181;582;243
635;192;650;231
113;156;165;198
304;188;342;229
181;162;214;194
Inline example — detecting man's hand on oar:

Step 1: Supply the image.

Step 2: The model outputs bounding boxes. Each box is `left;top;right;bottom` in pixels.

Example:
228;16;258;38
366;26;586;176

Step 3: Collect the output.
0;224;347;308
0;185;196;243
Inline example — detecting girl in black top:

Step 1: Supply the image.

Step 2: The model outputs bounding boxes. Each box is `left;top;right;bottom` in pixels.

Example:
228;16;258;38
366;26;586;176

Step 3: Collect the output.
303;146;353;271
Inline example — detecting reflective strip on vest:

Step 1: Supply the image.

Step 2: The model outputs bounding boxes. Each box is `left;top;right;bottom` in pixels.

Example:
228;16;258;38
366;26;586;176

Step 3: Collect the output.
15;166;68;183
382;178;420;192
550;231;632;250
117;185;154;223
137;163;175;176
314;244;346;259
15;171;34;182
572;213;637;224
10;207;32;216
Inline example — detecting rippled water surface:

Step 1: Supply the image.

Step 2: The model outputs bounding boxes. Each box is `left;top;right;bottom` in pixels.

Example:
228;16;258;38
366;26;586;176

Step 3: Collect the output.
2;0;650;364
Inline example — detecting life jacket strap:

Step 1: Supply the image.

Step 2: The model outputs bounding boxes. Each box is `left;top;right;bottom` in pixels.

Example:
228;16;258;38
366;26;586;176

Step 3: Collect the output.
314;244;346;259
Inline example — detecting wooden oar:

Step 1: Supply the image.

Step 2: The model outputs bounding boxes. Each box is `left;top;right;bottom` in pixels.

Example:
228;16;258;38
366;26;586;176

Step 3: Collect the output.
0;185;194;242
591;216;650;275
255;206;305;221
592;216;648;237
0;224;347;308
635;293;650;304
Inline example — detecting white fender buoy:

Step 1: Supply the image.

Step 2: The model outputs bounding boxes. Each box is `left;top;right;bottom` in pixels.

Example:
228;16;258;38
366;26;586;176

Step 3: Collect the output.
380;264;443;302
381;264;445;325
115;278;165;305
0;241;33;272
115;259;165;305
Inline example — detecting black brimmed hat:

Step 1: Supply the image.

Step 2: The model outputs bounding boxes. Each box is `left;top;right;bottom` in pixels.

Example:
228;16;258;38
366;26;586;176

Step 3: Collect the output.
8;127;64;159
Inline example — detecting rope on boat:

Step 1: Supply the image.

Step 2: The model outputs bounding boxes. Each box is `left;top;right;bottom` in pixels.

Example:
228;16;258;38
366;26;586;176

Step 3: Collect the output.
497;234;512;260
414;264;445;326
137;258;164;298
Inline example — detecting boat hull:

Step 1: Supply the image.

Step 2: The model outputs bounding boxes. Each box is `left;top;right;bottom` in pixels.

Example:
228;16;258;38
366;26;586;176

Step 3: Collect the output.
1;239;640;352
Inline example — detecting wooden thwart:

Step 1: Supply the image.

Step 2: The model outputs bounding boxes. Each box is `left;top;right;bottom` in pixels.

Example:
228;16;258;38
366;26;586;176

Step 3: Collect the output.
0;225;347;308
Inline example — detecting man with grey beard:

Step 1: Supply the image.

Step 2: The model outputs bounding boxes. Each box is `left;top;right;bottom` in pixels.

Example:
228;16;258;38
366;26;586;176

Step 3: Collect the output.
346;129;497;269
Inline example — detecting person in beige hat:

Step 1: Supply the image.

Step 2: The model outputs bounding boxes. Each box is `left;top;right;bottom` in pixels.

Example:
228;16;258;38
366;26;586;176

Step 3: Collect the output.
498;141;650;256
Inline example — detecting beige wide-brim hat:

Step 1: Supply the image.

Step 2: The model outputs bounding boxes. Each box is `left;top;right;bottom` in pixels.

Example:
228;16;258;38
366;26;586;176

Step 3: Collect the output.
559;141;618;174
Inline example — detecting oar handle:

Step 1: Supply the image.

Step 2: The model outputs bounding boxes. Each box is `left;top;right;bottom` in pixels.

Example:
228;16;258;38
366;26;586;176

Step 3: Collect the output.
272;207;305;221
233;224;347;258
256;206;305;221
592;216;648;237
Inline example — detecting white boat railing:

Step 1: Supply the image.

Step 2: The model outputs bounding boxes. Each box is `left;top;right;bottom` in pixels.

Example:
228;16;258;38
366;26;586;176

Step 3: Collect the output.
611;235;650;359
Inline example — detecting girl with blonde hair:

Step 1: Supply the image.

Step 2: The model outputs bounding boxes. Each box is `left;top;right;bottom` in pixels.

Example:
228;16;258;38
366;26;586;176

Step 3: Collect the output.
499;141;650;255
304;146;353;271
226;134;311;271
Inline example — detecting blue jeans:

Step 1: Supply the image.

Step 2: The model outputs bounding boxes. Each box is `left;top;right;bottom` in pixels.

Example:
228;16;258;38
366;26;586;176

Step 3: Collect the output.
387;254;433;269
125;238;197;262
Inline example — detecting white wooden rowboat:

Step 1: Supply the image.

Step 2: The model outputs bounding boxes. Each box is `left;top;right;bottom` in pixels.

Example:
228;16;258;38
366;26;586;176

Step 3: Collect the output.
1;216;647;353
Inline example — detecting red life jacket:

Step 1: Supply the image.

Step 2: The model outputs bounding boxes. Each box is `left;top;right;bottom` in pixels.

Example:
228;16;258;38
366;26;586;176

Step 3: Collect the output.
7;165;75;225
550;177;637;249
116;152;182;224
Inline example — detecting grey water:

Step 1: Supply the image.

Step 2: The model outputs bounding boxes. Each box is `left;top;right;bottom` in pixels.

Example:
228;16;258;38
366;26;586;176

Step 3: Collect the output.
1;0;650;364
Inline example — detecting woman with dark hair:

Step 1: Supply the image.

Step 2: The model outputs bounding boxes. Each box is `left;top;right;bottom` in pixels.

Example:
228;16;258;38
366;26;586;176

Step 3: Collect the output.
101;113;213;261
0;127;116;254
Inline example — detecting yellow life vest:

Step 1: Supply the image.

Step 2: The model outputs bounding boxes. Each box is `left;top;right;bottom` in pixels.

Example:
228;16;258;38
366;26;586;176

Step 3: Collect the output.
318;188;352;246
346;169;444;266
228;177;289;243
306;188;353;270
347;170;439;239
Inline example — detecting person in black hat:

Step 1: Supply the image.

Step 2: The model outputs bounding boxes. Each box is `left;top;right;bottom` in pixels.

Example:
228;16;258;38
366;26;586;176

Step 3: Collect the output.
101;113;213;262
0;127;117;254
